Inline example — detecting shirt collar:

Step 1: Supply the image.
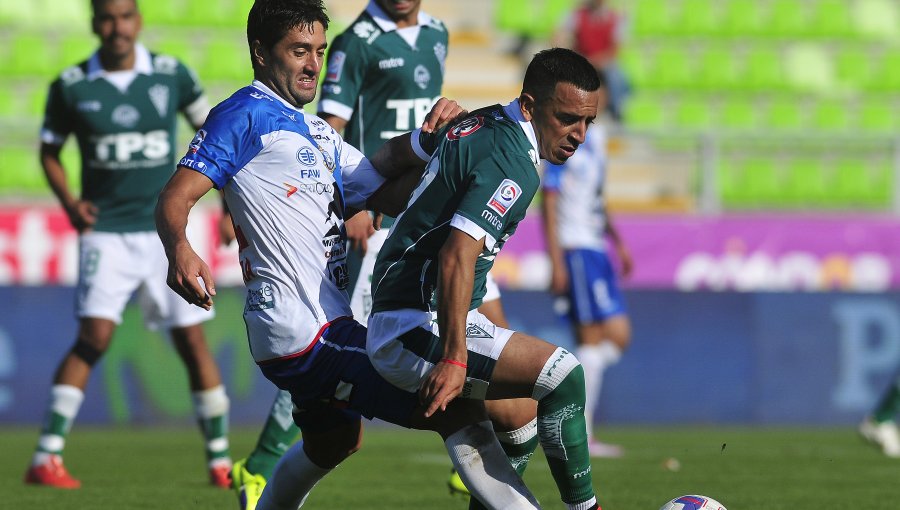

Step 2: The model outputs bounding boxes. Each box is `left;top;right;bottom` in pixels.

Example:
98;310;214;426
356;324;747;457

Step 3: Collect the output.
365;0;434;32
251;80;305;112
86;43;153;81
503;99;540;165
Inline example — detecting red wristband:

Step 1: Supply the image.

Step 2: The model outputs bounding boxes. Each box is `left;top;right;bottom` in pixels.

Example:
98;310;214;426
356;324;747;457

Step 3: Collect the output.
440;358;468;369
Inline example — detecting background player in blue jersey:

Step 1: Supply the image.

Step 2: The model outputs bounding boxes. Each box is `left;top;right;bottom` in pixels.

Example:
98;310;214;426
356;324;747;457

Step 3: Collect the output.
542;74;633;458
155;1;541;508
24;0;233;490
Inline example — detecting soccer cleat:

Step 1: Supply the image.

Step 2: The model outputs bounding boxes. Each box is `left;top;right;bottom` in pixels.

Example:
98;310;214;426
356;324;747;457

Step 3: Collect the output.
588;440;624;458
447;468;470;499
232;459;267;510
859;416;900;458
24;455;81;489
209;463;233;489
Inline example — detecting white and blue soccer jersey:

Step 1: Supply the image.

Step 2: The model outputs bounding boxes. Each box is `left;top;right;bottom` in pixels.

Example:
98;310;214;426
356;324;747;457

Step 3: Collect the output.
542;123;608;251
179;81;387;363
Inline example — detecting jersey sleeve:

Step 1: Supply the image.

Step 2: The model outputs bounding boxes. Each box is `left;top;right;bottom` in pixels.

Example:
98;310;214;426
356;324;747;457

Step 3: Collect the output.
174;59;204;110
317;32;369;121
40;78;72;145
337;129;386;209
178;102;263;189
451;156;532;251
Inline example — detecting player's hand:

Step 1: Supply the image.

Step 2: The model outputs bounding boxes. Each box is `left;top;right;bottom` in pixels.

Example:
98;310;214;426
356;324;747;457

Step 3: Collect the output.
420;360;467;418
550;263;570;295
167;244;216;310
422;98;467;133
617;245;634;279
218;212;236;246
64;200;99;233
345;210;375;253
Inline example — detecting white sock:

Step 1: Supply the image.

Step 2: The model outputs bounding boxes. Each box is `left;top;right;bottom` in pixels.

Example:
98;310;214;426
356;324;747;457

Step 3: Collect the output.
444;421;540;509
257;441;330;510
33;385;84;466
576;345;604;442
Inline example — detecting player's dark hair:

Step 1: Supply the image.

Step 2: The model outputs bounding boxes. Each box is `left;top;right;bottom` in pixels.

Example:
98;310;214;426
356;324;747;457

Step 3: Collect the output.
247;0;329;68
90;0;139;16
522;48;602;103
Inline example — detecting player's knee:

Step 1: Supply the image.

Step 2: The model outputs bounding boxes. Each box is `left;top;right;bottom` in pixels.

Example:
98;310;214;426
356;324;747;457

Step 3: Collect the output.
69;340;105;367
532;348;584;403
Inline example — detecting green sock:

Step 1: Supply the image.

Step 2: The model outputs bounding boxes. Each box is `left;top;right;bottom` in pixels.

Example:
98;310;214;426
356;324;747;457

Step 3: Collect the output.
246;390;300;479
873;376;900;423
193;386;231;466
468;422;540;510
534;350;595;506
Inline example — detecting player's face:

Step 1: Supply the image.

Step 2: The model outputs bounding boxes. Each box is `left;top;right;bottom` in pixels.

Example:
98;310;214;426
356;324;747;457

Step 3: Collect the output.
376;0;422;21
92;0;142;60
523;82;601;165
255;22;327;108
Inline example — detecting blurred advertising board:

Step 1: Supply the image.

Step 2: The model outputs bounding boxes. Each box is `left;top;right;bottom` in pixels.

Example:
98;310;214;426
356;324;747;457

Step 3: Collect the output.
2;288;897;426
1;206;896;292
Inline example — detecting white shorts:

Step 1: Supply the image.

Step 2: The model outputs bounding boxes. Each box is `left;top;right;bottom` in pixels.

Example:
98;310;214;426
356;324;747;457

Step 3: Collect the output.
76;231;213;330
367;308;514;399
351;230;503;324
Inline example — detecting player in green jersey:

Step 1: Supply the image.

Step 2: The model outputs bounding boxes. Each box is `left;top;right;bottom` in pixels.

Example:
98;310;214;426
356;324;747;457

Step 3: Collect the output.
24;0;232;490
367;48;604;510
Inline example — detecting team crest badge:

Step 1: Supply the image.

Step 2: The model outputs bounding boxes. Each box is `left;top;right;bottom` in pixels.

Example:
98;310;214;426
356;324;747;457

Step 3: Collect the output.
188;129;206;154
148;84;169;117
111;104;140;128
414;64;430;90
466;324;493;339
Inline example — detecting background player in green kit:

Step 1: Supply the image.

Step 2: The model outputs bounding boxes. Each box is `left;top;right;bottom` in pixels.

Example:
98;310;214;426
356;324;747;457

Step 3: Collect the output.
23;0;232;490
366;48;604;510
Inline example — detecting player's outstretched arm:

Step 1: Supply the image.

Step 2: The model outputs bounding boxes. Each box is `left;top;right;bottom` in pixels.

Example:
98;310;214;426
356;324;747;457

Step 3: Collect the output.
155;167;217;310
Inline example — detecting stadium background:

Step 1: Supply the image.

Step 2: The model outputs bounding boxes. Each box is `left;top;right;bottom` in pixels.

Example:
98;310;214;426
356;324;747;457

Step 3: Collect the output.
1;0;899;430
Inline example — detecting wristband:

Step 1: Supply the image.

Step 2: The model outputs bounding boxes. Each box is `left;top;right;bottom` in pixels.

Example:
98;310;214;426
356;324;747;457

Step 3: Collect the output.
441;358;468;369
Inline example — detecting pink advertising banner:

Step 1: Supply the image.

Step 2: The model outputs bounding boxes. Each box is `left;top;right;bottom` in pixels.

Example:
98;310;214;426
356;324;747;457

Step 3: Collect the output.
494;213;900;292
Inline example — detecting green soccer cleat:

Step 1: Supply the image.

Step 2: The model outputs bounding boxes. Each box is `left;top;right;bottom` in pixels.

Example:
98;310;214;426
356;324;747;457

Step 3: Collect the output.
447;468;470;499
231;459;267;510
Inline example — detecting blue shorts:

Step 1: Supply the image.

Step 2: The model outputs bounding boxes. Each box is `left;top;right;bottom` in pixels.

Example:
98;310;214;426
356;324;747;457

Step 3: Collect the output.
259;318;420;432
564;248;627;324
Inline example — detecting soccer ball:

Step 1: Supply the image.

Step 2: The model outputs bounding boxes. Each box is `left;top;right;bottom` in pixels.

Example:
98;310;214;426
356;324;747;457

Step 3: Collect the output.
659;495;727;510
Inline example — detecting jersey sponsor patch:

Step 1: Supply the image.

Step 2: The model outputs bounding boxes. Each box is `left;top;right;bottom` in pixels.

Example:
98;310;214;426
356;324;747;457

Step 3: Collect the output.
296;146;318;166
486;179;522;217
326;51;346;82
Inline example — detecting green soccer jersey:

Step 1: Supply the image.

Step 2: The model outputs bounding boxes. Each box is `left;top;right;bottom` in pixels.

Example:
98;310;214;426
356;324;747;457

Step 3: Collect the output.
371;101;541;313
318;6;448;157
41;44;204;233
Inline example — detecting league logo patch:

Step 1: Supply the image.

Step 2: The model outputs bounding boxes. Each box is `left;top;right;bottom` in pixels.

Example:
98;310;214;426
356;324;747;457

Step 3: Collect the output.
326;51;346;82
447;116;484;140
188;129;206;154
486;179;522;217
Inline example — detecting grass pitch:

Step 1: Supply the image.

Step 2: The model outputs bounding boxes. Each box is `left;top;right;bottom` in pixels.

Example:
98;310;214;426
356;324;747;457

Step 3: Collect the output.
4;424;898;509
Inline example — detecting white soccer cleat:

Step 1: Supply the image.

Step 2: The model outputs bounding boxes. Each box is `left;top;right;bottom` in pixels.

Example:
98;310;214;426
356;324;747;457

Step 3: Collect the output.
859;417;900;458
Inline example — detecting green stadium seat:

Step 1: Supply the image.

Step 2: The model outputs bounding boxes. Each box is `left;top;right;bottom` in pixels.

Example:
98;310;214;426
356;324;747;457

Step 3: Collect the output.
201;39;249;81
868;51;900;92
767;97;804;131
625;94;667;131
0;146;43;192
59;33;97;68
3;32;59;78
651;46;694;90
716;159;745;207
153;38;196;69
766;0;811;37
696;46;742;91
784;158;828;206
857;97;897;133
0;84;16;117
834;159;892;208
811;0;856;38
633;0;677;37
743;47;785;91
618;50;651;90
673;96;714;132
41;1;90;29
676;0;721;37
784;43;835;93
853;0;900;42
27;84;47;117
139;0;181;26
495;0;538;35
719;98;760;131
811;99;851;132
721;0;766;37
741;158;785;206
834;47;876;91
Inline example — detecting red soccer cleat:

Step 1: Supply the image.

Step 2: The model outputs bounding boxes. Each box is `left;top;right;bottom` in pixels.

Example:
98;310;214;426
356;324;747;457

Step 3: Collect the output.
24;455;81;489
209;463;232;489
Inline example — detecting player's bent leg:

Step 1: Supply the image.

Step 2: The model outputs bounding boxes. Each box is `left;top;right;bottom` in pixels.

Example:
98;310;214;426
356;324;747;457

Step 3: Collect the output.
241;390;301;482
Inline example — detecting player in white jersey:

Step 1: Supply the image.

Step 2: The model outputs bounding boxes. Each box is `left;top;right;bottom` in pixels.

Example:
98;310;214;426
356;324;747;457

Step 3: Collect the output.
155;1;540;509
542;76;632;458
